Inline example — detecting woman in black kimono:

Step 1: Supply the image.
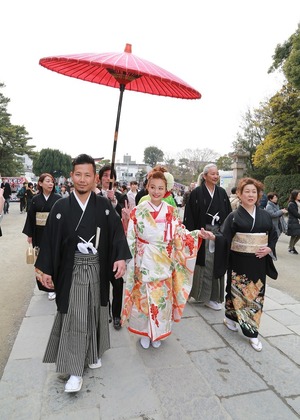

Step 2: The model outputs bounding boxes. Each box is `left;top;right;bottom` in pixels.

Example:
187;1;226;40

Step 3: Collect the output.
199;178;278;352
22;173;61;299
287;189;300;254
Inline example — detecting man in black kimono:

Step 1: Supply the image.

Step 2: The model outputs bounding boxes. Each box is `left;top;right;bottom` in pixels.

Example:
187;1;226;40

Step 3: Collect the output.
98;164;128;330
36;154;131;393
184;164;231;310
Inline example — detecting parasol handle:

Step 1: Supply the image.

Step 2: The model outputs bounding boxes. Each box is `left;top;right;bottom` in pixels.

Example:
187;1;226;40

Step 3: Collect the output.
109;84;125;190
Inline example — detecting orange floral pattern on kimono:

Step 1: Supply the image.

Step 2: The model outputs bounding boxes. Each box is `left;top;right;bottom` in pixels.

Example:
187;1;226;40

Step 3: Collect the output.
121;201;201;341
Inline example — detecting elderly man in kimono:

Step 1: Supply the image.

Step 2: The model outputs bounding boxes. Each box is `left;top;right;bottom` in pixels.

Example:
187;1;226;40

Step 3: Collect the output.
183;163;231;310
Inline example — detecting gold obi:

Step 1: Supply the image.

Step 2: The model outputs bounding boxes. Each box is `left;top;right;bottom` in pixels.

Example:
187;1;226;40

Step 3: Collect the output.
231;232;268;253
36;212;49;226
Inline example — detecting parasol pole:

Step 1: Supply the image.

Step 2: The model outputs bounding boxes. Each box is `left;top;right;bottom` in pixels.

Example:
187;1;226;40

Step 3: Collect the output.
109;83;125;190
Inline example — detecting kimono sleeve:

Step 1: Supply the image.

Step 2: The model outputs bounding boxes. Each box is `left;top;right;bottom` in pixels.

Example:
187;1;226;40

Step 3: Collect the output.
107;202;131;263
183;189;197;230
34;205;61;276
213;213;235;278
22;197;37;237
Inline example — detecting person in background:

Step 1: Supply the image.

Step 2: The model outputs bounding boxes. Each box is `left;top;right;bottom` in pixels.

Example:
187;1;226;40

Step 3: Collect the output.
98;164;128;330
55;182;61;194
127;180;138;210
66;181;73;193
60;184;70;198
174;190;184;207
174;189;184;220
182;182;197;208
114;181;128;210
1;179;12;214
258;191;268;209
199;177;278;352
287;190;300;254
22;173;62;300
183;163;231;311
265;192;288;239
229;186;240;211
25;182;35;212
135;178;148;205
121;184;128;195
121;170;201;349
0;187;4;236
17;182;27;213
36;154;131;393
0;187;4;213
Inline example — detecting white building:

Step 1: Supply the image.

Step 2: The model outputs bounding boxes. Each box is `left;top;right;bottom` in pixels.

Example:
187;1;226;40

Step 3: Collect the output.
115;154;152;186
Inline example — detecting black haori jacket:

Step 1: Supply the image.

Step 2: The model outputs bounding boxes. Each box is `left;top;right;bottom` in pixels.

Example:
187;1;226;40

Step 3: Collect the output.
35;192;131;313
183;183;231;272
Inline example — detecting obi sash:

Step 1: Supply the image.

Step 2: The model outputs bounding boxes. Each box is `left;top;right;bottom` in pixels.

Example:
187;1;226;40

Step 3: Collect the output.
36;212;49;226
231;232;268;254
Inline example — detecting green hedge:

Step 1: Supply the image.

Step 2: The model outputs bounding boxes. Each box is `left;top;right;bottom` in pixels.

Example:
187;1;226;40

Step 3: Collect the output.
264;174;300;208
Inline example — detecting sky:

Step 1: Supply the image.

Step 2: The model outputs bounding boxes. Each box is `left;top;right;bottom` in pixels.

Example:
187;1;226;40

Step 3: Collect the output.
1;1;300;165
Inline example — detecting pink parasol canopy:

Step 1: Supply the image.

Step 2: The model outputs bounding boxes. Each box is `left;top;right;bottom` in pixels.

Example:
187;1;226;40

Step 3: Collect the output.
39;44;201;184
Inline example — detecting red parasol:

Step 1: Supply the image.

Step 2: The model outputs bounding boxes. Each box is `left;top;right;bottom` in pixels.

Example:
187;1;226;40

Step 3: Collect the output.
39;44;201;186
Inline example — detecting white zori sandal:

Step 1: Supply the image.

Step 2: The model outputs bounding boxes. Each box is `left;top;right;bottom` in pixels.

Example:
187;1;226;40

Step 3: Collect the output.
65;375;83;393
249;337;262;352
223;318;238;332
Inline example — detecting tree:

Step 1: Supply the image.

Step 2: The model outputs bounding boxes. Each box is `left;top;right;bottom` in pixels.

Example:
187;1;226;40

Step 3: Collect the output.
143;146;164;167
268;24;300;90
232;107;267;175
33;148;73;178
162;155;179;180
176;148;220;180
253;84;300;174
216;154;233;171
0;83;36;176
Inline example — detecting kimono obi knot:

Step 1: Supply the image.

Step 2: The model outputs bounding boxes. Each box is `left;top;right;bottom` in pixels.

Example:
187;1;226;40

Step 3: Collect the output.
138;237;149;244
36;212;49;226
231;232;268;254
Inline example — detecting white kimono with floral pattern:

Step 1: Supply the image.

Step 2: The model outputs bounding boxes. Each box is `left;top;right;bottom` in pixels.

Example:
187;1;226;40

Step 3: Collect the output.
121;201;201;342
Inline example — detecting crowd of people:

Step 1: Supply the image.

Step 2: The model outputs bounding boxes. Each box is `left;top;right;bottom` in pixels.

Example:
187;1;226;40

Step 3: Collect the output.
1;159;299;394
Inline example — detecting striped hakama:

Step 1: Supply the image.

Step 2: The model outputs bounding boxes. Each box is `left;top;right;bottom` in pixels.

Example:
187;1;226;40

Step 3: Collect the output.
43;252;110;376
189;224;225;303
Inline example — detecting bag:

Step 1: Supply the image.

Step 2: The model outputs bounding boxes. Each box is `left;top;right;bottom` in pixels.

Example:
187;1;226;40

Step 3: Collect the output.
26;244;35;264
280;215;288;235
34;248;55;292
17;187;25;198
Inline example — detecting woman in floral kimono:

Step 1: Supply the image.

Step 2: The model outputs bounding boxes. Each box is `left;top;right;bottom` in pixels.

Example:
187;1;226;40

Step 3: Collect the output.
199;178;278;352
121;170;201;349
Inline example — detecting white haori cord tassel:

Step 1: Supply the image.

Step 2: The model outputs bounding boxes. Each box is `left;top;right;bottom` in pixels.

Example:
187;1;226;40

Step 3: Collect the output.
206;212;220;253
77;235;97;254
207;212;220;226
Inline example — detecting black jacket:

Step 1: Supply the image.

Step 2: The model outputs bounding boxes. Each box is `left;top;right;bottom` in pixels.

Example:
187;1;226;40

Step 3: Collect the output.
35;192;131;313
2;182;12;199
287;201;300;236
183;183;231;267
